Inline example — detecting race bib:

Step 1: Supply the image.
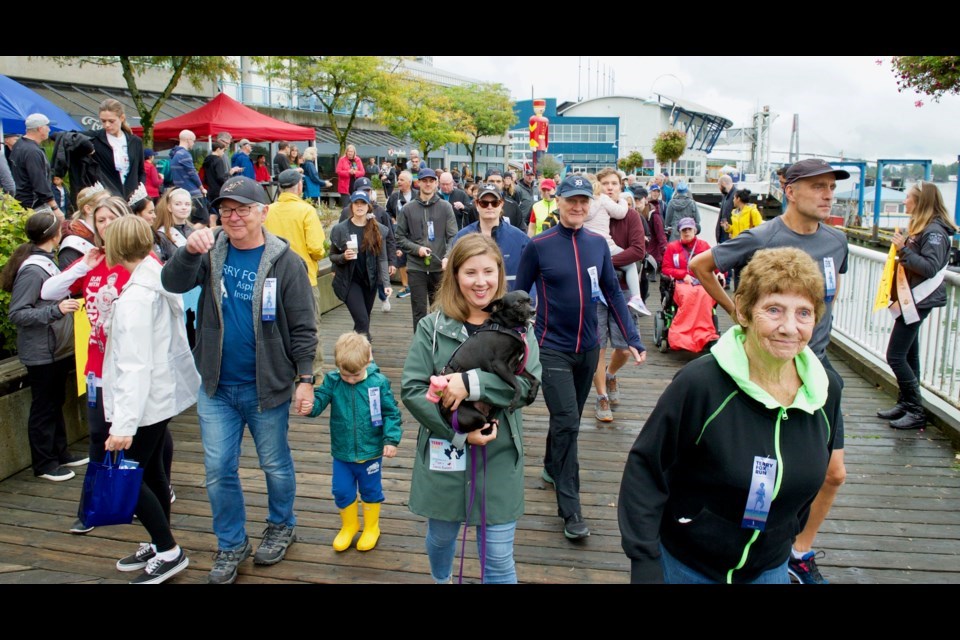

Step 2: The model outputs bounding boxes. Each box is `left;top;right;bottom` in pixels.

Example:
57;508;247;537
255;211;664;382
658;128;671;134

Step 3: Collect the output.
429;438;466;472
741;456;777;531
262;278;277;321
369;388;383;428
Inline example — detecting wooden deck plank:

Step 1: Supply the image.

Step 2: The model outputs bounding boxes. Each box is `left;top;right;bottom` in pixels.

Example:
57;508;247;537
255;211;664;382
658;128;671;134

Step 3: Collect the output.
1;287;958;584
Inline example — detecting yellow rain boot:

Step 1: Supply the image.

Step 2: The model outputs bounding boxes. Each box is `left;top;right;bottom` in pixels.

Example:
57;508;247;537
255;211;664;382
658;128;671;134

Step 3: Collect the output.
333;500;360;551
356;502;381;551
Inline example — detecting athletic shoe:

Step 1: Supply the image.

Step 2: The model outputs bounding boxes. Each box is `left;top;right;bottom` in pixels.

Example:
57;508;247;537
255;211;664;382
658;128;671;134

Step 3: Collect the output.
130;550;189;585
606;374;620;405
208;539;252;585
169;485;176;504
254;524;296;565
628;295;651;316
38;467;74;482
788;550;829;584
595;395;614;422
61;455;89;467
563;513;590;540
381;298;391;312
117;543;156;572
69;518;94;534
396;287;411;299
541;468;555;485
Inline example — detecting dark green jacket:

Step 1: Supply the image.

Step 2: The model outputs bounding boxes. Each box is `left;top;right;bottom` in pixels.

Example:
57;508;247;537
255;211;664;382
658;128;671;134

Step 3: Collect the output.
402;310;542;524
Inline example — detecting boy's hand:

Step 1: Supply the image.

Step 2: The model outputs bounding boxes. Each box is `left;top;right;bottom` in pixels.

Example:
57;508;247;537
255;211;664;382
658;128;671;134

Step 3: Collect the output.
297;397;313;415
383;445;397;458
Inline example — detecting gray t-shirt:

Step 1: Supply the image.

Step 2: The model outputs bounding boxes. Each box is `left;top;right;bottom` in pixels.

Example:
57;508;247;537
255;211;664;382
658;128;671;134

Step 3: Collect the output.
712;216;848;358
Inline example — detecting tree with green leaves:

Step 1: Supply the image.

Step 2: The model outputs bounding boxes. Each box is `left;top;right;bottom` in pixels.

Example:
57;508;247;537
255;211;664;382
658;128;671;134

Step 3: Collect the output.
377;78;467;161
652;129;687;173
44;56;239;148
618;151;645;174
537;154;562;180
258;56;402;157
891;56;960;102
446;83;514;176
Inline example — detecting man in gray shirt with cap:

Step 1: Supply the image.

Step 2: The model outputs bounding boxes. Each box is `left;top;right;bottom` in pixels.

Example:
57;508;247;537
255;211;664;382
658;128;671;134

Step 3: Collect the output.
689;158;851;585
11;114;60;215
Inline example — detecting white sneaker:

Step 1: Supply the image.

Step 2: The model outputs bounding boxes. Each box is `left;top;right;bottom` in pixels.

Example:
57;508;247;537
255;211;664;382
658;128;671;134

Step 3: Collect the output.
381;298;391;313
628;295;651;316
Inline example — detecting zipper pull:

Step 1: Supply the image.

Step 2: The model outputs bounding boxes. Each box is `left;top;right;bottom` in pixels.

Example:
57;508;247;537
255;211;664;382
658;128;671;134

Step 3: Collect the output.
781;408;789;421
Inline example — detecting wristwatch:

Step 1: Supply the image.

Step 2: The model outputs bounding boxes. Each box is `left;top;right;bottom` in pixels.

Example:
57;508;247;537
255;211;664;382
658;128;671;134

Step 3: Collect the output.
298;375;315;385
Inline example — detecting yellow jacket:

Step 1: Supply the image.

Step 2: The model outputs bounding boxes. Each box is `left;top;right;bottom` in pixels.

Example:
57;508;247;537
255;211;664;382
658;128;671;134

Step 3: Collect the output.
730;204;763;238
264;192;326;285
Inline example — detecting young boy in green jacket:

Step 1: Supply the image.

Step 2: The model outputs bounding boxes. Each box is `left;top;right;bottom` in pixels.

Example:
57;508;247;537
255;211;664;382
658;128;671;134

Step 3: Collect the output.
297;332;402;551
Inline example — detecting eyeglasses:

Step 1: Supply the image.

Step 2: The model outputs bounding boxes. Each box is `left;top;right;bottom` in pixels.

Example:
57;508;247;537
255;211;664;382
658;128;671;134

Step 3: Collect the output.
220;204;257;218
476;199;501;209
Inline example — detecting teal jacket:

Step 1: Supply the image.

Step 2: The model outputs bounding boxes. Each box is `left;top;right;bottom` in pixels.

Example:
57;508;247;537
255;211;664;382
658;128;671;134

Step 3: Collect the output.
310;363;402;462
401;310;542;525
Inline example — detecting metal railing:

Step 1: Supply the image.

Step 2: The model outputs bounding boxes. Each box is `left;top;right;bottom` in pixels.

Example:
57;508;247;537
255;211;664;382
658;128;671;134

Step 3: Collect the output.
832;244;960;408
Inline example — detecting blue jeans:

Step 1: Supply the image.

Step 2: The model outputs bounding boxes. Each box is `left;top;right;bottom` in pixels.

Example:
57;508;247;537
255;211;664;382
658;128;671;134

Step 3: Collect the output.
425;519;517;584
196;382;297;551
660;544;790;584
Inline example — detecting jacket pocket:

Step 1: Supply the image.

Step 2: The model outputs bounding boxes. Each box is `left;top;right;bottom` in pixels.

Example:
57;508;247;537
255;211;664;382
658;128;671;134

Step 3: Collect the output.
662;505;754;572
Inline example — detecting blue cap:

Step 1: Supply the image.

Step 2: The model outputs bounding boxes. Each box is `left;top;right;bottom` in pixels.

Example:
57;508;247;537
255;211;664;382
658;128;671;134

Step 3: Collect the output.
648;183;661;192
676;181;689;193
350;191;371;204
556;175;594;199
143;148;156;158
354;177;373;190
418;167;438;180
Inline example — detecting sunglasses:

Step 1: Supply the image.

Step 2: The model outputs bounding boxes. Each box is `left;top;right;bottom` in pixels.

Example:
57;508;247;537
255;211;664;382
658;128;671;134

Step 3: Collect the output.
476;199;501;208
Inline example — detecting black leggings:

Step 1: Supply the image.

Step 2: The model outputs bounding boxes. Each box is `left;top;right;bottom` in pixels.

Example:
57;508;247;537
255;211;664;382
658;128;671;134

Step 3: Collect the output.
126;419;176;552
886;308;933;388
87;389;174;482
344;281;377;340
25;358;72;476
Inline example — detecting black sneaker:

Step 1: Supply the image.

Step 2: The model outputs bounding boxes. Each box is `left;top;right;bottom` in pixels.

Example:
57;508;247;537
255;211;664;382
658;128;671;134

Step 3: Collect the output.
788;550;829;584
117;543;157;572
130;549;189;584
208;539;252;585
69;518;94;534
563;513;590;540
254;523;296;565
38;467;75;482
61;455;89;468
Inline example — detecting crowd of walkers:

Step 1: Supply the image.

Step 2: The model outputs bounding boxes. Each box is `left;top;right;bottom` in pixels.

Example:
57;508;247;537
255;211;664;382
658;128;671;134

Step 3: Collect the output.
4;114;956;586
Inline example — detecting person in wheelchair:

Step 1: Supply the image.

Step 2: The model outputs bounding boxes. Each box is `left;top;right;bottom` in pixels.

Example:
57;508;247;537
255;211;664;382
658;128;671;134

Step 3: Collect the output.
656;218;723;353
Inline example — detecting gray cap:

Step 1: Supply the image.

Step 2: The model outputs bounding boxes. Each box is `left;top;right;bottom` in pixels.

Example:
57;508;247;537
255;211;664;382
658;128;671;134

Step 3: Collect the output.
278;169;302;188
236;138;252;148
25;113;50;129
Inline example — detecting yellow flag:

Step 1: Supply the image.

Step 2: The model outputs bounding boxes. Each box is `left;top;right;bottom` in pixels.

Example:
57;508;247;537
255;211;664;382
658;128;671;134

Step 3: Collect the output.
74;302;91;396
873;228;898;312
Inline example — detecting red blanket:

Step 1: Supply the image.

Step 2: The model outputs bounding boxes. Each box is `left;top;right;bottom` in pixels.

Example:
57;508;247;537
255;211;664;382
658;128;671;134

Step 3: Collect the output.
667;282;719;352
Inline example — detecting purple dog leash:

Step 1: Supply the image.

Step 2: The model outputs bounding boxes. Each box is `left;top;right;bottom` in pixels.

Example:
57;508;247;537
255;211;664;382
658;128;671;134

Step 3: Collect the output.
454;412;489;584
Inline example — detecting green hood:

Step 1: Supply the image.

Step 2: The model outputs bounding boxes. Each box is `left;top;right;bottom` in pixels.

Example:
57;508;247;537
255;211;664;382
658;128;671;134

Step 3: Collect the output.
709;325;828;414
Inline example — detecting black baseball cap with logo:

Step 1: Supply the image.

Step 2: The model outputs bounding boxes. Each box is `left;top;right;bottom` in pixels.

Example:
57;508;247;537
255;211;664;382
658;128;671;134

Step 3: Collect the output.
212;176;269;206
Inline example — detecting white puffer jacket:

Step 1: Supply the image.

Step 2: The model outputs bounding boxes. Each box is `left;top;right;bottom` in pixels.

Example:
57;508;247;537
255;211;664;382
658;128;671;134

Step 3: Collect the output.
103;258;200;436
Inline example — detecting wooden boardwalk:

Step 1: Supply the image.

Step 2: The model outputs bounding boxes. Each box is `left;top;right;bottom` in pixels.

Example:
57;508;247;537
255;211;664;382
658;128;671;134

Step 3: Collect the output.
1;288;959;585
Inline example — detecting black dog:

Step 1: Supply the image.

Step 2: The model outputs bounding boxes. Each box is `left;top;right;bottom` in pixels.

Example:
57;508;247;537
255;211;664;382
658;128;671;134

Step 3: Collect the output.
437;290;540;434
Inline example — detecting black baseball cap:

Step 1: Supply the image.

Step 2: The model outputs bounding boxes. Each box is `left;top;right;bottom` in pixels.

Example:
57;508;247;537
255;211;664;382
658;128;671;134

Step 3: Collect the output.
785;159;850;185
212;176;269;206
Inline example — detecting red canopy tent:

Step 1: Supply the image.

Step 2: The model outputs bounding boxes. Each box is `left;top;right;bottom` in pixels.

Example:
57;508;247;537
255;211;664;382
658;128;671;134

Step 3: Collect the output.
131;92;315;143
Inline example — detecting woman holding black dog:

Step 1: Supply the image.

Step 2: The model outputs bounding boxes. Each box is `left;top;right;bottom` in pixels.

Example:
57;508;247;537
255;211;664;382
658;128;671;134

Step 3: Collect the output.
401;234;542;584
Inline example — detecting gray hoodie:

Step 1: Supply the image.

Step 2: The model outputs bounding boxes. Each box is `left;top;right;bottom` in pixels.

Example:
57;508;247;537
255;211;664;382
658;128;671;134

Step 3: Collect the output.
9;249;74;366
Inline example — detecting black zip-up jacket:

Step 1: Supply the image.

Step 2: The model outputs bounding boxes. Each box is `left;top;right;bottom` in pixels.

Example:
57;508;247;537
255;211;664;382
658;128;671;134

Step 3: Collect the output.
893;218;954;310
395;194;458;273
339;203;398;267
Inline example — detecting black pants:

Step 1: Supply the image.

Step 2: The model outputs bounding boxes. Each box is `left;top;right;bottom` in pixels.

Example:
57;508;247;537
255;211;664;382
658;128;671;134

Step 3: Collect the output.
126;419;176;552
408;269;443;331
25;358;72;476
344;280;377;340
886;308;933;390
539;347;601;519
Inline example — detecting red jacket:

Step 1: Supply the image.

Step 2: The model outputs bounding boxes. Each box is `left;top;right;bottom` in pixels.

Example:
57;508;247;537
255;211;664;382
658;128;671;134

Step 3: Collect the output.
144;161;162;198
336;155;366;195
662;238;712;281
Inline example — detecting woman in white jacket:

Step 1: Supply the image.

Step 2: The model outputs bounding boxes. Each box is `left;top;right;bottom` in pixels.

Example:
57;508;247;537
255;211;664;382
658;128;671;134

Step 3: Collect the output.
101;215;200;584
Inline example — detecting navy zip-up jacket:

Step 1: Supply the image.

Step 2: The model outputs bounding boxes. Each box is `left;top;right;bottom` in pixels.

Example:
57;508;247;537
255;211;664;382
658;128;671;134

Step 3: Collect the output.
515;223;644;353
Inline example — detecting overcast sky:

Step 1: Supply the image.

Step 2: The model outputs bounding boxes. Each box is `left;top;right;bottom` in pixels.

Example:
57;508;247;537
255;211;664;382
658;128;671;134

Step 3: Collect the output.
433;56;960;166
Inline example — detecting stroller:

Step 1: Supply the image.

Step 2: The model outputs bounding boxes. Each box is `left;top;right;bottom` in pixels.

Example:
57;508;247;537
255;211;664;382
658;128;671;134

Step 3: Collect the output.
652;274;720;354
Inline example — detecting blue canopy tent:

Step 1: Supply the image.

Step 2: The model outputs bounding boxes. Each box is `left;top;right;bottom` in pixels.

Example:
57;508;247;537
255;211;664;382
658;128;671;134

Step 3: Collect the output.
0;74;82;135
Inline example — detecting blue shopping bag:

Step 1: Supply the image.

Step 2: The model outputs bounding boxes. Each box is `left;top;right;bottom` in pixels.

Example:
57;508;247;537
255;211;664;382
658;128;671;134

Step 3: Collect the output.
79;451;144;527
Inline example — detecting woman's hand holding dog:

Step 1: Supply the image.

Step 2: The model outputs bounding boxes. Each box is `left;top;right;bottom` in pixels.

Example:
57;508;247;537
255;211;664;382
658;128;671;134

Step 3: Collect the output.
466;421;497;447
440;373;468;411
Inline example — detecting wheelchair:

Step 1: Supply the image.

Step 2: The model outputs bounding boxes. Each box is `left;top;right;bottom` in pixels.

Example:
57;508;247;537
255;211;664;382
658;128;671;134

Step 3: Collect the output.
652;274;720;354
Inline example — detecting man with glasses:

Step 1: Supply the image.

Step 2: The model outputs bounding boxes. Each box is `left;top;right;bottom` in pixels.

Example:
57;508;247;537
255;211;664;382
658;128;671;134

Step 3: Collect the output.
689;158;851;585
483;169;524;229
161;176;317;584
11;113;61;216
450;183;530;290
395;167;457;330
